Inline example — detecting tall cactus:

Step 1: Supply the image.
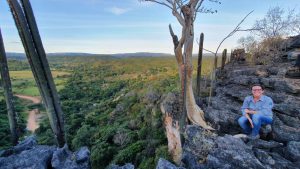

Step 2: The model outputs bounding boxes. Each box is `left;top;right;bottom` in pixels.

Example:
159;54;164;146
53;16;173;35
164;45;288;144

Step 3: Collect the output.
0;28;19;145
221;49;227;70
196;33;204;101
7;0;65;147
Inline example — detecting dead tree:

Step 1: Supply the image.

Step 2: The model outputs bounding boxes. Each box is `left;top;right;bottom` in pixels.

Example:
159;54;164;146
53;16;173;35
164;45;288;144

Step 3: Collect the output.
203;10;255;104
143;0;216;131
196;33;204;102
7;0;65;147
0;28;19;145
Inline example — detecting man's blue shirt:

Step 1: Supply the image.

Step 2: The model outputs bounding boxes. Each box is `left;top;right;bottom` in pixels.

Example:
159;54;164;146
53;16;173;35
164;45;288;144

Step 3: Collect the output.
241;95;274;118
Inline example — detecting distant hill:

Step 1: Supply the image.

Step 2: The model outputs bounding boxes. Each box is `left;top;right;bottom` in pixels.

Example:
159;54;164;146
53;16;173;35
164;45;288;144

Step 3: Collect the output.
6;52;26;60
110;52;173;58
6;52;218;60
47;52;96;57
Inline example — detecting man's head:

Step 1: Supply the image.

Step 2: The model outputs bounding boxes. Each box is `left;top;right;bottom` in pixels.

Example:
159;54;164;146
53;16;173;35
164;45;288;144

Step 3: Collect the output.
251;84;264;98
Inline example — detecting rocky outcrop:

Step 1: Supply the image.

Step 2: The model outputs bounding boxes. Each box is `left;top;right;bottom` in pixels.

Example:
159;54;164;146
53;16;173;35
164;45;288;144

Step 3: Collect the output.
0;136;90;169
156;59;300;168
51;145;90;169
204;62;300;140
206;135;265;169
183;125;216;163
181;126;299;169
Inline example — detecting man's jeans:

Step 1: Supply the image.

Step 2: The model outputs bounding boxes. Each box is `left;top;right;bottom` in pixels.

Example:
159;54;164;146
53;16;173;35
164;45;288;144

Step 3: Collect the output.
238;114;273;136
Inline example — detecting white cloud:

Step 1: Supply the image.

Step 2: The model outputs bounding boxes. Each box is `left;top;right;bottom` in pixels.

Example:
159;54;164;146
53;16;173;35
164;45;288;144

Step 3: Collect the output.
107;7;131;15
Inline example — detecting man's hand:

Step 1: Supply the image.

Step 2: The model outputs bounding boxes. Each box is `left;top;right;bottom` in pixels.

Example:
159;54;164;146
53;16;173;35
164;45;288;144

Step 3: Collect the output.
245;114;254;128
245;109;257;114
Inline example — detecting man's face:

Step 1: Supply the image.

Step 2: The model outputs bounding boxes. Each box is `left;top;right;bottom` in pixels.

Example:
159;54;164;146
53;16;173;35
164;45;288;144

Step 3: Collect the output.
252;86;264;98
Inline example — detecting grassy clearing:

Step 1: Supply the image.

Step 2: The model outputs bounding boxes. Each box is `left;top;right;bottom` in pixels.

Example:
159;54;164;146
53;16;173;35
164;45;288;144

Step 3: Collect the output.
8;70;70;97
9;70;70;79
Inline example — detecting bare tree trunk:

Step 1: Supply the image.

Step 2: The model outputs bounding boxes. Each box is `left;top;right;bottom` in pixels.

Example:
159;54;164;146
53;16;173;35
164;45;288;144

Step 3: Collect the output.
7;0;65;147
160;103;182;164
196;33;204;102
221;49;227;69
0;28;19;145
145;0;214;131
172;3;213;130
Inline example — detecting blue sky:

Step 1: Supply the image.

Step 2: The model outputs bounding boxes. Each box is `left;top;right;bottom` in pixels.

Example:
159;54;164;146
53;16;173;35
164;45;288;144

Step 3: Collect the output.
0;0;299;54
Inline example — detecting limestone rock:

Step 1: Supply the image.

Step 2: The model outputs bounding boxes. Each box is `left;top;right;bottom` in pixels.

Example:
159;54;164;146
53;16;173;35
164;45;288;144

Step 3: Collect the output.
206;135;265;169
183;125;216;163
51;145;90;169
109;163;135;169
247;139;283;150
0;145;55;169
286;141;300;162
156;158;185;169
0;136;90;169
272;116;300;142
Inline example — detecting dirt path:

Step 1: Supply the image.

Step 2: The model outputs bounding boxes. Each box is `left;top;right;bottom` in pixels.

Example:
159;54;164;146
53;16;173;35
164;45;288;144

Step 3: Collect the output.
15;94;41;104
15;94;42;133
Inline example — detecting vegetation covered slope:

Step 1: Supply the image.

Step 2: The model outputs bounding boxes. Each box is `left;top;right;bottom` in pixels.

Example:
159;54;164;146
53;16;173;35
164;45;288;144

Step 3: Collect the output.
1;56;216;168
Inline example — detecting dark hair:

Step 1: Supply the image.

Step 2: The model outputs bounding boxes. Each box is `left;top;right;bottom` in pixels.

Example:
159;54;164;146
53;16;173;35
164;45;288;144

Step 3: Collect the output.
251;84;264;90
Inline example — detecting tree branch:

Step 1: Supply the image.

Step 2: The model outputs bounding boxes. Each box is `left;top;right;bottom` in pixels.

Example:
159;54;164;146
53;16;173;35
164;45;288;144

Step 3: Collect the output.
214;10;254;56
144;0;173;10
172;1;185;26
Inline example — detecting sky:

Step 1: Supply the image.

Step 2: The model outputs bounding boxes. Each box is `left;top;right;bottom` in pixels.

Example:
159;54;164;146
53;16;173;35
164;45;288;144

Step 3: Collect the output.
0;0;299;54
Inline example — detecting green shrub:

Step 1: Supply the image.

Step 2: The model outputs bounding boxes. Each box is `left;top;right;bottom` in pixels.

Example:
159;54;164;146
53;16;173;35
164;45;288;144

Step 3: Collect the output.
113;140;146;165
91;142;117;169
72;125;96;149
155;145;172;163
138;157;155;169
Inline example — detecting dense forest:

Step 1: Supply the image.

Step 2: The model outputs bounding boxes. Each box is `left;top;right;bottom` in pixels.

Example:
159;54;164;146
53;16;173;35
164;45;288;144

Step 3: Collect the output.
0;56;215;168
0;94;26;149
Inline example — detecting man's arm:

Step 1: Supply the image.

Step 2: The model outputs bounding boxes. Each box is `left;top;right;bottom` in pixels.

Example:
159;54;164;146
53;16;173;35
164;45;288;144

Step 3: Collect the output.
241;97;249;116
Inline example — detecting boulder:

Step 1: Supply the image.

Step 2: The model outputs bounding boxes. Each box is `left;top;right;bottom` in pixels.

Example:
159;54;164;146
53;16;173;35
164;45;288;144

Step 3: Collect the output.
286;141;300;162
206;135;265;169
276;113;300;128
0;145;55;169
156;158;185;169
253;148;275;166
247;139;283;150
204;107;240;134
182;152;205;169
183;125;217;163
260;78;300;94
273;96;300;118
13;135;37;154
272;116;300;142
268;152;298;169
227;68;256;77
0;134;91;169
0;135;37;157
51;145;90;169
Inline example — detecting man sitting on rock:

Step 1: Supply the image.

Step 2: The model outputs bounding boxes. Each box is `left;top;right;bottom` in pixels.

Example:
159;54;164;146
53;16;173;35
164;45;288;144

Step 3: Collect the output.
238;84;273;139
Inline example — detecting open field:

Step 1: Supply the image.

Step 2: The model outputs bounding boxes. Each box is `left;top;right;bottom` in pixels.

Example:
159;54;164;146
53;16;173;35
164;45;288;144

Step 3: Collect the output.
2;55;225;97
8;70;70;96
